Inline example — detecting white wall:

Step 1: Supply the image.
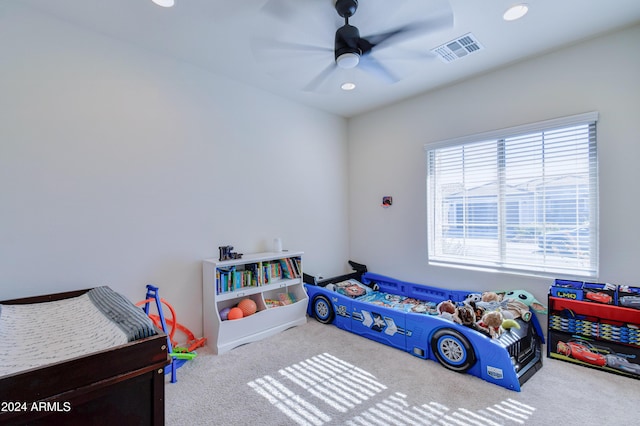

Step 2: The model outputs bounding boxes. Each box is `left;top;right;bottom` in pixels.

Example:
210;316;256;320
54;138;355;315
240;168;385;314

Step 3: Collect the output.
0;7;350;336
348;24;640;308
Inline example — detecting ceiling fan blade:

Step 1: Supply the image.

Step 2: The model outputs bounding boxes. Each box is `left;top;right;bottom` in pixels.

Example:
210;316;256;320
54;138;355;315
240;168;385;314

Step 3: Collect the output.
362;12;454;50
374;47;439;62
252;37;333;56
358;55;399;84
251;37;334;67
302;61;338;92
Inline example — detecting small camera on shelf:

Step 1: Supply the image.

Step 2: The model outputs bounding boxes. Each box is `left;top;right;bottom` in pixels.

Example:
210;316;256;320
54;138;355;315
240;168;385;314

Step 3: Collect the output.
219;245;243;261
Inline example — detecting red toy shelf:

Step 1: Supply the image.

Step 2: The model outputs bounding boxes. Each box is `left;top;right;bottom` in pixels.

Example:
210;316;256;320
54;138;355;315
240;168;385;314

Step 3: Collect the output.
549;296;640;324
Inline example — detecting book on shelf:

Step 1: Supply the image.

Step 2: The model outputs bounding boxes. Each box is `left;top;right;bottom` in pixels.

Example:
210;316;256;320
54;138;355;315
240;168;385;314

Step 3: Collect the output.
292;257;301;277
262;261;282;285
216;264;259;294
215;256;301;295
278;257;301;279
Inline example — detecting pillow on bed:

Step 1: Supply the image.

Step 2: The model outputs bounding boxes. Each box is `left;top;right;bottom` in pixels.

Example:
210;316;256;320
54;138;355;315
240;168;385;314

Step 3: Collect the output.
328;279;372;298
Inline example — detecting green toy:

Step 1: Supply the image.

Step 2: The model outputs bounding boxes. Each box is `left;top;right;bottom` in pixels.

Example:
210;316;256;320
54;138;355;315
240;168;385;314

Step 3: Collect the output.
169;347;198;360
501;289;547;314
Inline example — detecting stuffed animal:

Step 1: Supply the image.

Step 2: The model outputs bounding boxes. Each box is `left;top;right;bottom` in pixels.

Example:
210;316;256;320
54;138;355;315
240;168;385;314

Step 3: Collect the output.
500;289;547;314
457;303;476;326
475;310;504;338
504;299;532;321
464;293;482;304
472;304;486;322
436;300;462;324
481;291;501;302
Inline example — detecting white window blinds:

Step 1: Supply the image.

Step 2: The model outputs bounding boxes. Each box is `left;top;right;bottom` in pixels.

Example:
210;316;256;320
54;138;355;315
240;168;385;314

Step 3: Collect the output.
425;112;598;277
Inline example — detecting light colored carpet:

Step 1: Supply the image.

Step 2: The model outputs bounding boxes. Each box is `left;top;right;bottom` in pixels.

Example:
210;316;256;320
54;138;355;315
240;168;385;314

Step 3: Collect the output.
165;318;639;425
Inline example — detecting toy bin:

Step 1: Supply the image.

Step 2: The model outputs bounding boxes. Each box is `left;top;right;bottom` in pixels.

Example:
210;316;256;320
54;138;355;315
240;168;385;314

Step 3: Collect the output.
582;282;617;305
550;279;584;300
618;286;640;310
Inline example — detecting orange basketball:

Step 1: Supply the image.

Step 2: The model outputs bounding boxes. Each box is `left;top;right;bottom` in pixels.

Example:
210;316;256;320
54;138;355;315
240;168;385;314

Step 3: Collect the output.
227;307;244;320
238;298;257;317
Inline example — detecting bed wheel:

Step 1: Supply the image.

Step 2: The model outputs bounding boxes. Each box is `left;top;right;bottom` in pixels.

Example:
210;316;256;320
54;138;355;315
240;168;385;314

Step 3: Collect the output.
312;295;335;324
430;328;476;373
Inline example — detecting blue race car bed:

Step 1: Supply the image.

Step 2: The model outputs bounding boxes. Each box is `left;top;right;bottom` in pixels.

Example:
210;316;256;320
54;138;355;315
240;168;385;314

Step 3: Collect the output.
303;264;543;391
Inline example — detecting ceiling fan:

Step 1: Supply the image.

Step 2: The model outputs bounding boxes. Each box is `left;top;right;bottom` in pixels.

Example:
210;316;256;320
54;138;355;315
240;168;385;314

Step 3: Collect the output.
254;0;454;92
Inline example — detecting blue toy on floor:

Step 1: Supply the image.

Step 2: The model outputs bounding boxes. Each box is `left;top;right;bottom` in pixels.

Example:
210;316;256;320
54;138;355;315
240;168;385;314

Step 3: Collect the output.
138;285;205;383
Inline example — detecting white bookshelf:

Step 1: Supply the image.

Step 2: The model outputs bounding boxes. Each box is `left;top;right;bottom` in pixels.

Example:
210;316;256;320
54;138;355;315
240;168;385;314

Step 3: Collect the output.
202;251;308;354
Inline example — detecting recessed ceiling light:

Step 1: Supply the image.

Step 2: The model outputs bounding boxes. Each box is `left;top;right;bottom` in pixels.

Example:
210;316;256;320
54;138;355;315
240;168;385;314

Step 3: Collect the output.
503;4;528;21
152;0;175;7
341;82;356;91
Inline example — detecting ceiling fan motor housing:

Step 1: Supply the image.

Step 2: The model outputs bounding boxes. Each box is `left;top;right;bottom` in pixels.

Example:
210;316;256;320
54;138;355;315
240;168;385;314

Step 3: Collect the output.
335;24;361;59
335;24;362;68
335;0;358;18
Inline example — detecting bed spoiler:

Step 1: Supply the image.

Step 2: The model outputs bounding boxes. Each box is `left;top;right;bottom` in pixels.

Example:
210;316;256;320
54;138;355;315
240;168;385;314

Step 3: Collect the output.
303;260;367;286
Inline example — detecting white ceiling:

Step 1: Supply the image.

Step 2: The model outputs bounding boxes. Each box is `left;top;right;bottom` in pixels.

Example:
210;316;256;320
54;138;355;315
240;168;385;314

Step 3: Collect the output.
15;0;640;117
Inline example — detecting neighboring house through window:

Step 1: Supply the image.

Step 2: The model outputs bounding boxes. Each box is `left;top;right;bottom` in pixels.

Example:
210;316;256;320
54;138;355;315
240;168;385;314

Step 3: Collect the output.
425;112;598;277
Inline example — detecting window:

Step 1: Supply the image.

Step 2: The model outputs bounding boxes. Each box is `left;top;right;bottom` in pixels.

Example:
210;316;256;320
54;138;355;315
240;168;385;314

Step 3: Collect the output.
425;112;598;277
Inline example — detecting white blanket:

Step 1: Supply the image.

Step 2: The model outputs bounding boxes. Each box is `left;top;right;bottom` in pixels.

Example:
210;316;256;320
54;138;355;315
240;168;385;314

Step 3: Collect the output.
0;293;129;377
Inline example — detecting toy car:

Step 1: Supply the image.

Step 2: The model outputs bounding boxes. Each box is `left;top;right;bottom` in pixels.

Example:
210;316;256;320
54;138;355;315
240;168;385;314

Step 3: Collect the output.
556;340;606;366
619;295;640;309
303;265;544;391
605;354;640;375
585;291;613;304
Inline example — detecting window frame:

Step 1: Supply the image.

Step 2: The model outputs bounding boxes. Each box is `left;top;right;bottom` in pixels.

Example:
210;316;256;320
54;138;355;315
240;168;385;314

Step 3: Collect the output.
424;112;599;278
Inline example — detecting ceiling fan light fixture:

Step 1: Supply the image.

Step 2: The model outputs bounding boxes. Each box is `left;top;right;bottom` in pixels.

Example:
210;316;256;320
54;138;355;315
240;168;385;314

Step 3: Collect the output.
152;0;175;8
503;4;529;21
336;52;360;69
341;82;356;91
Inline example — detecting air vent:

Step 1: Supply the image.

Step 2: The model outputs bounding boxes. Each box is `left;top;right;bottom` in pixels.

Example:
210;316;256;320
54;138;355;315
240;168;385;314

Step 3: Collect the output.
432;33;483;63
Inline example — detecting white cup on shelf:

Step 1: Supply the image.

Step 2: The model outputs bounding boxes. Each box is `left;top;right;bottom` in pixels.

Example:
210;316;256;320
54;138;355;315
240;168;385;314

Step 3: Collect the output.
273;238;282;252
